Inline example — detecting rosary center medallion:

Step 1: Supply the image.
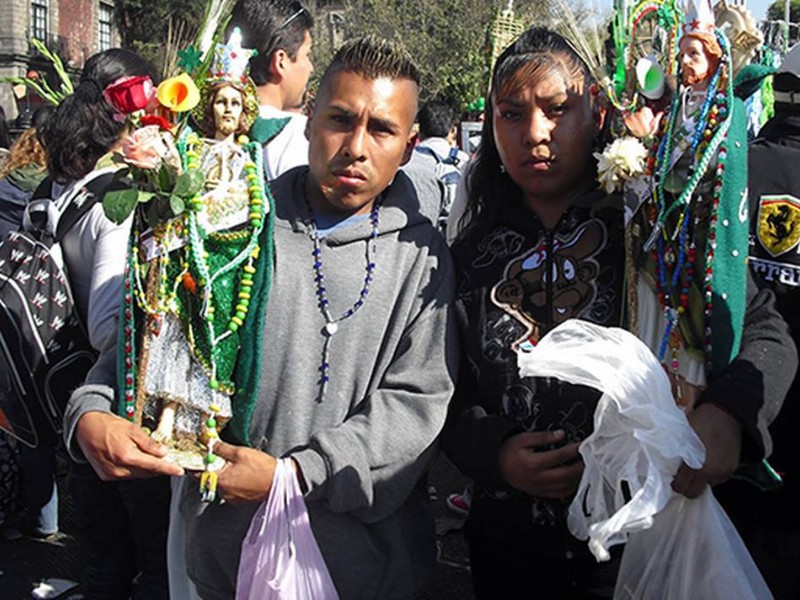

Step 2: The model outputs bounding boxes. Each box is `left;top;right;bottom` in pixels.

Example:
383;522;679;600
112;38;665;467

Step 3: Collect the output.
324;322;339;336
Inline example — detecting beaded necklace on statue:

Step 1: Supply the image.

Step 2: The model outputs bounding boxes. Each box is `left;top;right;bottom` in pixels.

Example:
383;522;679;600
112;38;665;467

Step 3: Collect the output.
645;30;733;378
305;192;382;402
120;130;268;421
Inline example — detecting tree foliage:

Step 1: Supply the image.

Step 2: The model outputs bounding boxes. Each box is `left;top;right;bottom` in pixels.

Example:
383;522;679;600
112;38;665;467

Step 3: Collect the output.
768;0;800;23
113;0;599;112
314;0;562;112
115;0;207;75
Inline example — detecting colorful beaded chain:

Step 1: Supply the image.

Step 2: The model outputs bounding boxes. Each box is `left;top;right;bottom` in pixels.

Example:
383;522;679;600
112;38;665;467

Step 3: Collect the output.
649;29;733;375
306;197;382;402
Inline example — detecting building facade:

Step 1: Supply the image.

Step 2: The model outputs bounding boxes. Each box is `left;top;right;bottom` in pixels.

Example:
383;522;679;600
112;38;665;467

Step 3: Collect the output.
0;0;119;124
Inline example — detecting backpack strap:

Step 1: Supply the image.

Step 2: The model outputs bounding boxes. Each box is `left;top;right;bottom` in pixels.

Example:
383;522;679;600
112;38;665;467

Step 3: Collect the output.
415;145;461;167
446;146;461;166
55;171;117;242
414;145;443;163
31;177;54;201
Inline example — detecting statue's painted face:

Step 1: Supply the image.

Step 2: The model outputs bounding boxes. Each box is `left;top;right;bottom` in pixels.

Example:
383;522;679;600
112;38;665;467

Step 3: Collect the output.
679;37;711;87
213;85;244;140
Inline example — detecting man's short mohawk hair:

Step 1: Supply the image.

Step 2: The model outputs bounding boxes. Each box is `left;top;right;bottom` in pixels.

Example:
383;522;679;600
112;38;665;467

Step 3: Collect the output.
325;35;420;86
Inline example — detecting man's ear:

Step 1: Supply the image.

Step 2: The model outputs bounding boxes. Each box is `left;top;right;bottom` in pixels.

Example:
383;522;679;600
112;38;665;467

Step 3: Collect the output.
270;49;288;82
399;131;418;166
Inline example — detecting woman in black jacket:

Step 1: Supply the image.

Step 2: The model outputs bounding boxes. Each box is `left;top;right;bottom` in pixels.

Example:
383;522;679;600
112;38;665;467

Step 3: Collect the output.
442;25;796;599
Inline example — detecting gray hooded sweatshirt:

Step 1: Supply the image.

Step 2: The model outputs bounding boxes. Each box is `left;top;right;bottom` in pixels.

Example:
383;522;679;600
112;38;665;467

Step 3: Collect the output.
66;166;458;599
184;166;458;599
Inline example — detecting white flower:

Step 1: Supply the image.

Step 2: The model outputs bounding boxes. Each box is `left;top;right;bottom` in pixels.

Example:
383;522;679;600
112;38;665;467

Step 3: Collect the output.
594;136;649;194
122;125;180;172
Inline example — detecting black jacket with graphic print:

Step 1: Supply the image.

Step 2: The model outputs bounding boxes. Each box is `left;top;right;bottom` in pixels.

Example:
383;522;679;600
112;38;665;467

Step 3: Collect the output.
443;187;796;557
443;190;625;558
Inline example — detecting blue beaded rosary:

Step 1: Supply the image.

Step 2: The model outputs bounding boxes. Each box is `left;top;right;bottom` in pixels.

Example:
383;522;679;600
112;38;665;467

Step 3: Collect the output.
306;197;381;401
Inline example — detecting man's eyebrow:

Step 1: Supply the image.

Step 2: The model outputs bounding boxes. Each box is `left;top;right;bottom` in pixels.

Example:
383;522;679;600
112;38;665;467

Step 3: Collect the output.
327;104;400;131
368;115;400;131
328;105;356;118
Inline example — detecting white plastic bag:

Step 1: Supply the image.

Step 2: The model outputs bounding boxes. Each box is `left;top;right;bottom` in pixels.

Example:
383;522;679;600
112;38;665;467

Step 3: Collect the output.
236;458;339;600
615;488;771;599
518;320;772;599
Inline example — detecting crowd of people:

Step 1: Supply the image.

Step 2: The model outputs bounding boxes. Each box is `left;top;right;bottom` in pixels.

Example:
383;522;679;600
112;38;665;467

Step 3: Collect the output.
0;0;799;598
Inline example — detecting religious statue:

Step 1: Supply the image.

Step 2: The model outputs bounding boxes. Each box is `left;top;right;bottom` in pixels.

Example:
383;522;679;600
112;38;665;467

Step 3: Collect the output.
120;29;268;500
624;0;750;409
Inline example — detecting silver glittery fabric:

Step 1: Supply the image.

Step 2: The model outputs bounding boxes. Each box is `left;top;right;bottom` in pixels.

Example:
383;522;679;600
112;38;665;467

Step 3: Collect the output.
143;313;232;440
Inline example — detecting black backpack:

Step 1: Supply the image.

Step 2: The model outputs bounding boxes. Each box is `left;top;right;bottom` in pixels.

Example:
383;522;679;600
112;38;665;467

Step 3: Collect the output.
0;173;114;447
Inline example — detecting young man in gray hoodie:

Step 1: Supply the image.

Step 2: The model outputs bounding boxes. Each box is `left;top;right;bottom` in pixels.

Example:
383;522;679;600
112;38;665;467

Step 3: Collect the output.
66;36;458;599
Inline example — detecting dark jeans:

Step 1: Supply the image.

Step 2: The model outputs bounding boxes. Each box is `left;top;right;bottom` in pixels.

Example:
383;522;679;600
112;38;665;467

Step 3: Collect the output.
465;517;619;599
18;441;58;535
69;462;171;600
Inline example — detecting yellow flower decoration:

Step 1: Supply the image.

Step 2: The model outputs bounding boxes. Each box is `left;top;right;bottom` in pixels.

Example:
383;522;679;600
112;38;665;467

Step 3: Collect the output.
156;73;200;113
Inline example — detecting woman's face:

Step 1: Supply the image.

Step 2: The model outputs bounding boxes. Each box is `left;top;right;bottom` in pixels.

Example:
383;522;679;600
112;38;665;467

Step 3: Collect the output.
493;60;596;211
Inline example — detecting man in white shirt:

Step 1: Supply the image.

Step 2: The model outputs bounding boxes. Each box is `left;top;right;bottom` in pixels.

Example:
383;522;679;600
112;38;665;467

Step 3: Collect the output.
230;0;314;180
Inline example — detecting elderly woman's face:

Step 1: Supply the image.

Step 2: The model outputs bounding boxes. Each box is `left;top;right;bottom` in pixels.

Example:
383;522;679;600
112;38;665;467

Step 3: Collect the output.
493;61;596;209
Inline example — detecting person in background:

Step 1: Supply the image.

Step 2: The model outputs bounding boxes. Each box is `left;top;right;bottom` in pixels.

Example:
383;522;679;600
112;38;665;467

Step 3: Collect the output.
229;0;314;180
715;43;800;600
0;107;53;541
0;107;50;237
42;49;173;599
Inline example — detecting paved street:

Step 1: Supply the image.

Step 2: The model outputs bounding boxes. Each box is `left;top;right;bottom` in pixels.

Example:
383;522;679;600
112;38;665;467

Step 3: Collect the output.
0;452;474;599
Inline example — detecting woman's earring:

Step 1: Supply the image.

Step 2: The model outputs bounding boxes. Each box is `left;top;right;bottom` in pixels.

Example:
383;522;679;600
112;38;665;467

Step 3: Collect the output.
500;163;507;173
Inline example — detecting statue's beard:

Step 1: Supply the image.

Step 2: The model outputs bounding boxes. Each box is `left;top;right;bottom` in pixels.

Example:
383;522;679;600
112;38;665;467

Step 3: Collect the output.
682;70;708;87
216;117;239;137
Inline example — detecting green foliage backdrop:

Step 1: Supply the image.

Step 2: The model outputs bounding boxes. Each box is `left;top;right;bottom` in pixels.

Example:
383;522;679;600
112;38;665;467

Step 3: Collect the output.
113;1;593;113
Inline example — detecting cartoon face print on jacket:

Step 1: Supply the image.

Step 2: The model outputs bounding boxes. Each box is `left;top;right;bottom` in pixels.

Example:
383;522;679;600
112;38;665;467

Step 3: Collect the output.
490;219;607;347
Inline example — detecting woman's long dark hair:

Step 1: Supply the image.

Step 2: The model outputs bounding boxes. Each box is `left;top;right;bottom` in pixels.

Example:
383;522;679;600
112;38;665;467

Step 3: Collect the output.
41;49;157;183
458;27;595;243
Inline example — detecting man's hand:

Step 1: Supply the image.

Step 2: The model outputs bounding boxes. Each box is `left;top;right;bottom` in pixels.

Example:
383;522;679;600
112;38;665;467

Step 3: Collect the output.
211;441;278;504
672;403;742;498
76;411;184;480
499;430;583;499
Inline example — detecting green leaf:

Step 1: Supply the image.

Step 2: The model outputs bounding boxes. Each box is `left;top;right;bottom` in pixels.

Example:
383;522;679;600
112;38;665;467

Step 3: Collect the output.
157;163;175;192
169;195;185;215
102;189;139;225
173;169;205;198
137;190;156;204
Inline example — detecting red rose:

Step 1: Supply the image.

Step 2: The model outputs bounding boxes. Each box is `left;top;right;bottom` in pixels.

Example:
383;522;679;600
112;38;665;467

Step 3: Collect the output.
140;114;174;131
103;75;156;115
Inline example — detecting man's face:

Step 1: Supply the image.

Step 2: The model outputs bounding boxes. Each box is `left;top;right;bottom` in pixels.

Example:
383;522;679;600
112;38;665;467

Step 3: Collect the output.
306;70;418;214
680;36;711;87
212;85;243;140
283;30;314;110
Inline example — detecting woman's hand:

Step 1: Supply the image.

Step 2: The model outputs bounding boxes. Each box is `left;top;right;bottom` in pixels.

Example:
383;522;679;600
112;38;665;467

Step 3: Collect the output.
499;430;583;499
